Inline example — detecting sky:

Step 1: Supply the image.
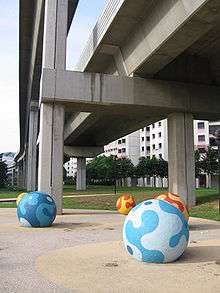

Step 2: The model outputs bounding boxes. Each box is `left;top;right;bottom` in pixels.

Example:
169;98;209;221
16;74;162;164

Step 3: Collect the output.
0;0;106;153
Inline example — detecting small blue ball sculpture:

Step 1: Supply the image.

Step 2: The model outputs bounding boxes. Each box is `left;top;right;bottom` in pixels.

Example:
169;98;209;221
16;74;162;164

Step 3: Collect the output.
123;199;189;263
17;191;57;227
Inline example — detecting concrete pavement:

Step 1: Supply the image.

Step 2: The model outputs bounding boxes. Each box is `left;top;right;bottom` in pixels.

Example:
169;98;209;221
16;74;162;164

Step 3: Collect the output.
0;208;220;292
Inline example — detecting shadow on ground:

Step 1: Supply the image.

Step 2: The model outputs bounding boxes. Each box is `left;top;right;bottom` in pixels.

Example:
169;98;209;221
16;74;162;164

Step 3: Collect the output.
189;223;220;231
52;222;101;230
178;245;220;264
63;210;118;215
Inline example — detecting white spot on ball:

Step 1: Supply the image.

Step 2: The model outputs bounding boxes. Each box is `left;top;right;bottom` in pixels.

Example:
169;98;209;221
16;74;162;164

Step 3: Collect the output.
19;218;32;227
47;196;53;202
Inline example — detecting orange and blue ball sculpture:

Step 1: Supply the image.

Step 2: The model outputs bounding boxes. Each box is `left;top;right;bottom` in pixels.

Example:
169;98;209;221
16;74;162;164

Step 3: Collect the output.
123;199;189;263
116;194;136;215
16;192;27;206
17;191;57;227
154;192;189;221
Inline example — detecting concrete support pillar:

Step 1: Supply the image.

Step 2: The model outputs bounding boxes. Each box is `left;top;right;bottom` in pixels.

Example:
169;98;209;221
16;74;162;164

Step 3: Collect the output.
206;174;211;188
38;103;64;214
11;168;15;186
17;162;23;189
17;159;26;189
76;157;86;191
38;0;68;214
23;156;27;188
27;105;38;191
168;113;195;208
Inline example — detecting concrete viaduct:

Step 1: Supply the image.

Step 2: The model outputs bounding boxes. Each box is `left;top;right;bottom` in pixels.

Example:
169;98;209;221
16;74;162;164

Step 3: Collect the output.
16;0;220;214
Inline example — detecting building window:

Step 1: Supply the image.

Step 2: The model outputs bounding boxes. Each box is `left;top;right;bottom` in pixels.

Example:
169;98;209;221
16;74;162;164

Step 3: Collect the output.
142;146;144;152
152;134;155;139
146;136;150;141
153;144;155;150
146;126;150;131
118;140;121;144
118;149;121;153
152;124;155;128
198;122;205;129
147;146;150;151
159;143;162;148
158;121;161;127
147;156;150;159
142;128;144;131
198;135;205;142
158;132;161;137
159;154;162;159
141;137;144;141
152;155;156;158
122;138;126;143
122;148;126;153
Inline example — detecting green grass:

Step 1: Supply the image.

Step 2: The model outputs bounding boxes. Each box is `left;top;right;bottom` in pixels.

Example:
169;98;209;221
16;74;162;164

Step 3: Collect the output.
63;186;166;210
63;184;115;195
190;201;220;221
0;186;219;221
0;188;24;198
0;202;16;208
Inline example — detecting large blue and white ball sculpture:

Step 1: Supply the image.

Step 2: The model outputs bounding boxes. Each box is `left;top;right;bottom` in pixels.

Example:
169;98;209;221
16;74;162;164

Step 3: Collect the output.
17;191;57;227
123;199;189;263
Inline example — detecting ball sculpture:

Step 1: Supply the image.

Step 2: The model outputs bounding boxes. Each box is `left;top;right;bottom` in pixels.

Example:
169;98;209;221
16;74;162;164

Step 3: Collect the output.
16;192;27;206
116;194;136;215
155;192;189;221
123;199;189;263
17;191;57;227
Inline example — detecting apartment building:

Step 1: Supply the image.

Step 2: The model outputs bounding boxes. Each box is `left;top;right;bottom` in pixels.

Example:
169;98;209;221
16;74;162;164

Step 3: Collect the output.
64;158;77;177
104;131;140;166
65;119;220;188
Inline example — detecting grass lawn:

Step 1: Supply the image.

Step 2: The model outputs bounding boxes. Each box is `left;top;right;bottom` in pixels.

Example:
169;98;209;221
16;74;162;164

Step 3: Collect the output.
63;185;166;210
0;188;25;198
0;185;219;221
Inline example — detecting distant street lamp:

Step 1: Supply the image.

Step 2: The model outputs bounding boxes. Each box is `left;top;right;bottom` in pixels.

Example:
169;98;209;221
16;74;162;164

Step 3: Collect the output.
214;130;220;214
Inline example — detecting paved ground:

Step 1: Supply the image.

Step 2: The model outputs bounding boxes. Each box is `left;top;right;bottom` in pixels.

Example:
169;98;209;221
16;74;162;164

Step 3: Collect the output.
0;208;220;292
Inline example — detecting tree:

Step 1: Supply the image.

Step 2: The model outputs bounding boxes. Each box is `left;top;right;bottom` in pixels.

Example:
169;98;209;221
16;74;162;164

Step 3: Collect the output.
0;161;7;187
200;147;218;176
136;157;164;187
116;157;135;186
195;150;202;179
86;155;135;185
157;159;168;187
150;157;160;187
136;157;147;186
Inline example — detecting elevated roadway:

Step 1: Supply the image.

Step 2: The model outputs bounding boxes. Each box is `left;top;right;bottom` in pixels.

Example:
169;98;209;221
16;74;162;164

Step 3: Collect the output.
17;0;220;213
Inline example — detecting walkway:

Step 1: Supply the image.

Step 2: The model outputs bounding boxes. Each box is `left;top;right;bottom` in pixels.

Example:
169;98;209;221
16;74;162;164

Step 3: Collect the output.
0;208;220;292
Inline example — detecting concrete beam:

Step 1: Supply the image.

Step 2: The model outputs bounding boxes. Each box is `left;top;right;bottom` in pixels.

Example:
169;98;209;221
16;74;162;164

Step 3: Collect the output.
100;44;129;76
64;146;104;158
122;0;217;76
41;69;220;118
64;112;100;143
77;0;220;76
